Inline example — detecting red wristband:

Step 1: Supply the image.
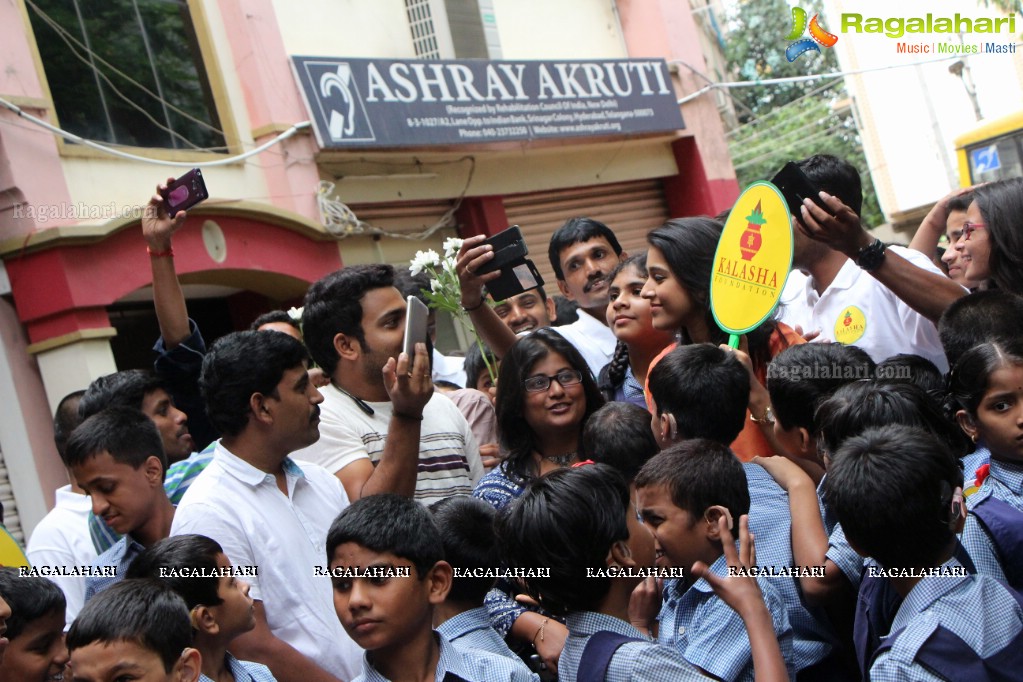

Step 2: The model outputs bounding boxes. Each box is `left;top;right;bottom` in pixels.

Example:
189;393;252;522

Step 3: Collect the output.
147;246;174;258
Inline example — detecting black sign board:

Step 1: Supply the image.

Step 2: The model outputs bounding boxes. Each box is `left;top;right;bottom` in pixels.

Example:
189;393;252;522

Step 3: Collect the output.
291;57;685;148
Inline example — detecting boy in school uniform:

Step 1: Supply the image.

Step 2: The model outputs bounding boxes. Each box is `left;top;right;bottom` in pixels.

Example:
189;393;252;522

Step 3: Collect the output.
634;441;795;682
67;579;202;682
64;406;176;602
0;568;70;682
429;495;528;667
825;424;1023;680
326;493;536;682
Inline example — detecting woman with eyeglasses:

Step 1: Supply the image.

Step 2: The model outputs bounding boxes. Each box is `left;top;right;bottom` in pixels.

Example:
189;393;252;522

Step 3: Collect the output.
473;327;605;511
958;176;1023;295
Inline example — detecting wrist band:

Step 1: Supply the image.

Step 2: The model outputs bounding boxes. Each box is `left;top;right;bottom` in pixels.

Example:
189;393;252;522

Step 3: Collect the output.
393;411;424;421
461;298;486;313
147;246;174;258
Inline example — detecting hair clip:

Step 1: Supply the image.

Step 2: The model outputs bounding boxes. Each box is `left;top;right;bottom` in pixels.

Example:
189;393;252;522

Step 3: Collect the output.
571;459;596;467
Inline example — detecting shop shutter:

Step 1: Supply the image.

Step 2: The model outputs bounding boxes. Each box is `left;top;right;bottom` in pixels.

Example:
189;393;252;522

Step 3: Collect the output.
503;178;670;290
0;447;23;544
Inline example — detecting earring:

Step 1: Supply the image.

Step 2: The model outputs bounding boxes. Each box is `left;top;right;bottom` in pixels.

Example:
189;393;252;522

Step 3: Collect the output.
971;434;978;444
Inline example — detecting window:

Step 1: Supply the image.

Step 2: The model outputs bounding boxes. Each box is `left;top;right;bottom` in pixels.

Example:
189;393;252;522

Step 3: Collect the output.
26;0;225;150
405;0;440;59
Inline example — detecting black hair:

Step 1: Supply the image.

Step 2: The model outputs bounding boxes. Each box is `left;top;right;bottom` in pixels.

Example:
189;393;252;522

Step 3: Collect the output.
796;154;863;216
428;496;498;605
825;425;963;569
816;381;969;462
250;310;301;333
494;464;630;615
67;579;192;673
875;354;944;399
64;406;167;478
938;290;1023;368
0;567;66;640
54;389;86;462
199;330;309;438
547;217;622;280
126;535;225;611
326;493;443;579
634;439;750;525
767;343;876;432
392;268;431;306
582;402;659;482
601;254;649;395
302;264;395;376
648;343;749;445
646;218;783;370
973;177;1023;294
552;296;579;326
947;339;1023;420
946;191;974;214
496;328;605;485
79;369;167;420
463;341;497;390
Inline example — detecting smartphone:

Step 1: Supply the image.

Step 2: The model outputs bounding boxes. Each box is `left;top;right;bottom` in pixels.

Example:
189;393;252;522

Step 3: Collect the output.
402;295;430;359
770;162;831;227
475;225;528;276
161;168;208;216
484;258;545;302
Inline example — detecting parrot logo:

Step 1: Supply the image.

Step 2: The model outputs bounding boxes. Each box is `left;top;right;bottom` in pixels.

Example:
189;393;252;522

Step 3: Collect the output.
785;7;838;62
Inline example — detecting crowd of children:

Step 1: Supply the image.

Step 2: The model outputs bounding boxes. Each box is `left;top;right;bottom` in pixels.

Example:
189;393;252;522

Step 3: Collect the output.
10;159;1023;682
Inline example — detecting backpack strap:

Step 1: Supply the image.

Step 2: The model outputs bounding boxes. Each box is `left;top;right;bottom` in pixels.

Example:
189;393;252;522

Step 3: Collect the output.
854;571;902;680
578;631;644;681
971;495;1023;589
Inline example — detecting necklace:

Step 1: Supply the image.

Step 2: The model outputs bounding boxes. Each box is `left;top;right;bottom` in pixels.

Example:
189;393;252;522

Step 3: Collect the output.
540;452;577;466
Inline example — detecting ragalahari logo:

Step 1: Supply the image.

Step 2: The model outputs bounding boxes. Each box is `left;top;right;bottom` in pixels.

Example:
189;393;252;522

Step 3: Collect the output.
785;7;838;62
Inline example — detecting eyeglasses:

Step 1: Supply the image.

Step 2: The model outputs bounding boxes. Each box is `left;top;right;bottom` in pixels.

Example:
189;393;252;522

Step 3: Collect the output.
962;222;986;240
523;369;583;393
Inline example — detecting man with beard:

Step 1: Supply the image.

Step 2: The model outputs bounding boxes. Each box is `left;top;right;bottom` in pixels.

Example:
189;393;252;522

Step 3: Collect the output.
296;264;484;505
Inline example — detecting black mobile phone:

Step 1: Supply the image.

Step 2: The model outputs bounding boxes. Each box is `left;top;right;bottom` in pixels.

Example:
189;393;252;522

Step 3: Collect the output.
475;225;528;276
161;168;208;216
484;258;545;302
770;162;831;227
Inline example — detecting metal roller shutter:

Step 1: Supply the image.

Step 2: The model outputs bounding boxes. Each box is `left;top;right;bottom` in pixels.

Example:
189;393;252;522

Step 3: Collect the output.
503;179;671;289
0;448;23;544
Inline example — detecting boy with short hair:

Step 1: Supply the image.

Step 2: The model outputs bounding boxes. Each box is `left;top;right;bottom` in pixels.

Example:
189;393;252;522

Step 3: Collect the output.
634;441;795;681
67;578;202;682
64;406;176;602
326;493;535;681
825;424;1023;679
0;568;69;682
581;401;659;482
127;534;276;682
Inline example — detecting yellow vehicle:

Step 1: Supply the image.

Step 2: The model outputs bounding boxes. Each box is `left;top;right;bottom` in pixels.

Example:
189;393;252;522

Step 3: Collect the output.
955;110;1023;186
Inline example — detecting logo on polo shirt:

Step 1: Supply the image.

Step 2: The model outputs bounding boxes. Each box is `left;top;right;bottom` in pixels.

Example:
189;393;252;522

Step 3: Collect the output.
834;306;866;344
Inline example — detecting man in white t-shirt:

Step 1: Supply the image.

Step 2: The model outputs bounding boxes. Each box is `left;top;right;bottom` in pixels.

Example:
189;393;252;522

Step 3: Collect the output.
776;155;966;373
171;330;361;682
296;264;483;505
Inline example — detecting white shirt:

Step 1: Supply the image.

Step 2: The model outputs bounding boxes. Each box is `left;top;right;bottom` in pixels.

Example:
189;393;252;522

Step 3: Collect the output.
776;247;949;372
552;310;618;379
26;485;97;626
432;348;468;388
293;386;484;506
171;443;361;681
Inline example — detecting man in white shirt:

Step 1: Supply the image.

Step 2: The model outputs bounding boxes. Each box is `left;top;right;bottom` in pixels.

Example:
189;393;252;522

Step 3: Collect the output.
171;330;361;682
776;155;966;373
297;264;483;505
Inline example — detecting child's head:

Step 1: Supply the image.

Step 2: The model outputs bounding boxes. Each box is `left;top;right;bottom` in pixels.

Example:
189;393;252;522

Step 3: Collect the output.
582;402;659;481
494;464;652;615
64;406;168;537
938;290;1023;368
326;494;450;653
875;354;944;398
605;254;671;346
0;568;68;682
67;579;200;682
428;496;498;608
949;339;1023;463
767;343;875;460
463;341;498;395
126;535;255;642
634;440;750;573
824;425;964;570
648;343;749;448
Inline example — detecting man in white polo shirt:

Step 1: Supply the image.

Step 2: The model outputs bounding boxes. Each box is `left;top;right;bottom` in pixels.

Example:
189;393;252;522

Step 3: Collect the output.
776;155;966;373
171;330;361;682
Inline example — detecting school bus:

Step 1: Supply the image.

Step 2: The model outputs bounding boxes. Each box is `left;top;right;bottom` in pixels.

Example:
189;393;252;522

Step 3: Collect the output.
955;110;1023;186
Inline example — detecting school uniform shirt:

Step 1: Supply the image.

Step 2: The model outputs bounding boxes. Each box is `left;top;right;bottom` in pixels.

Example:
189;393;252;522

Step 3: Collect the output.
83;536;145;602
437;606;524;665
816;474;867;589
960;458;1023;585
658;551;794;682
559;611;710;682
293;386;484;507
171;442;361;681
776;249;950;372
199;653;277;682
551;311;618;380
26;485;98;625
869;557;1023;681
353;632;537;682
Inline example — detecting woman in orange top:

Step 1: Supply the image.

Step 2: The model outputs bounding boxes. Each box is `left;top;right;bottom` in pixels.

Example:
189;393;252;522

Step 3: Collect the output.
640;217;804;461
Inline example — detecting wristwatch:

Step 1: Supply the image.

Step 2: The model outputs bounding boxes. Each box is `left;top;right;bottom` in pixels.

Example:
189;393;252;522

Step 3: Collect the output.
750;405;775;424
855;238;887;272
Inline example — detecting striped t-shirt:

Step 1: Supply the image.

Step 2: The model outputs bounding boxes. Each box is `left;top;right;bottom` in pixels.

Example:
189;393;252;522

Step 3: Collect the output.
293;385;483;506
